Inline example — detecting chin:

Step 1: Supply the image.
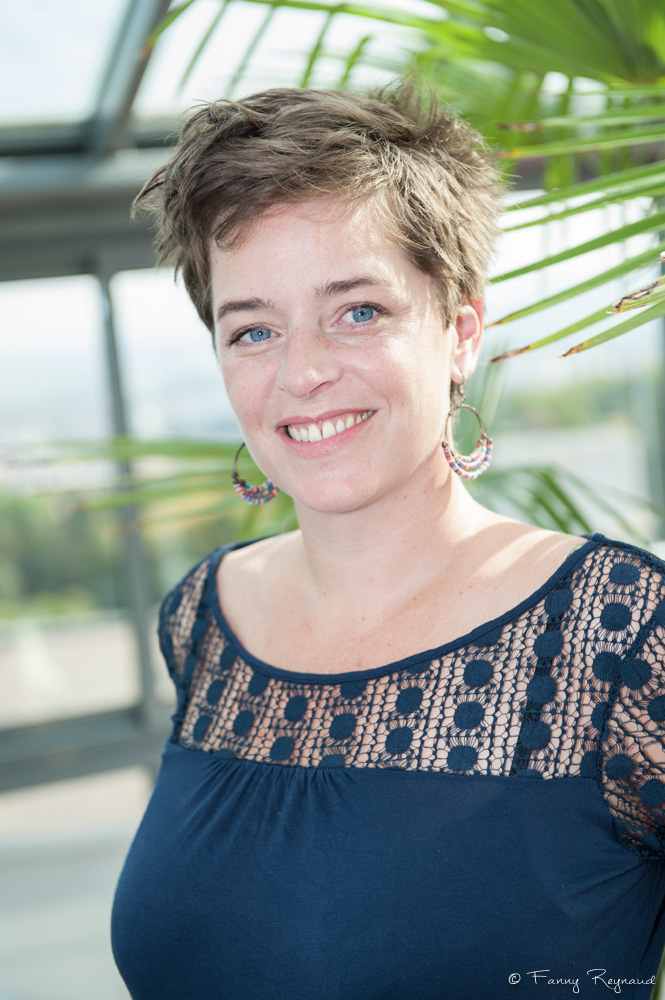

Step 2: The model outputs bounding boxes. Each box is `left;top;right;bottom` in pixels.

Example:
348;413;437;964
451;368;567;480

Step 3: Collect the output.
288;479;386;515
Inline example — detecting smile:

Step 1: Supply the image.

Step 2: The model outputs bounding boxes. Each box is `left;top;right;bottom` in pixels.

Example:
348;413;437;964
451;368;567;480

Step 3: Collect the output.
286;410;374;442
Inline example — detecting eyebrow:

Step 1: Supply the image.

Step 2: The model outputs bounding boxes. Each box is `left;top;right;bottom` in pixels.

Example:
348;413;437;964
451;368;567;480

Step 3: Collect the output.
314;276;387;299
215;297;273;323
214;277;389;325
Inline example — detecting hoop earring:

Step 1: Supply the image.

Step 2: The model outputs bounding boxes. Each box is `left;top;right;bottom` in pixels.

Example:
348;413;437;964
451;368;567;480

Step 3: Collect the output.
442;385;493;481
231;443;279;504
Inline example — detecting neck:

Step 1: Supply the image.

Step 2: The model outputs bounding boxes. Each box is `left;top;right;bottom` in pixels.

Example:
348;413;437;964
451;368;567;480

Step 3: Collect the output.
290;461;490;615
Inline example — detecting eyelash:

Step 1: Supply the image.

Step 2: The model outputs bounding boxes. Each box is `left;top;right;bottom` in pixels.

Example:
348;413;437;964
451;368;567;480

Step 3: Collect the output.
227;326;270;347
345;302;387;323
226;302;388;346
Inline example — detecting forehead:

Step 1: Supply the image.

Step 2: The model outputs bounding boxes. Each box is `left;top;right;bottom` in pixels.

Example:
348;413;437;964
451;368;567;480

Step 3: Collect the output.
208;196;426;294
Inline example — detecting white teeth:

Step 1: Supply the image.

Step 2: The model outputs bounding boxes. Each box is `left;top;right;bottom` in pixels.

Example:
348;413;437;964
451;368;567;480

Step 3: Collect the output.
286;410;373;443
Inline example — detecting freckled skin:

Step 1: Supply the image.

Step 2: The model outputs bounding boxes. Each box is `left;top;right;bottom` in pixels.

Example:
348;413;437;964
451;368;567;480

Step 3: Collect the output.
211;197;482;516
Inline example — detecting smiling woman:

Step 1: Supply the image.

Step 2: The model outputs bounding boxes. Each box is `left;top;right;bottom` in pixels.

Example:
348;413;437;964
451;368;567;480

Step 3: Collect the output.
111;82;665;1000
209;197;482;516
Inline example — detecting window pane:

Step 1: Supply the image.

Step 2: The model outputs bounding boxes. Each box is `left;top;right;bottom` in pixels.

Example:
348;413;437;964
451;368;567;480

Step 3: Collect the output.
0;276;141;727
111;268;236;438
0;0;133;127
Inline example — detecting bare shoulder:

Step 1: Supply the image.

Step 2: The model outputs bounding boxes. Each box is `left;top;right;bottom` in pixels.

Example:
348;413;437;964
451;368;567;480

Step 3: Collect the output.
215;532;301;654
467;513;589;584
218;532;298;597
501;521;587;560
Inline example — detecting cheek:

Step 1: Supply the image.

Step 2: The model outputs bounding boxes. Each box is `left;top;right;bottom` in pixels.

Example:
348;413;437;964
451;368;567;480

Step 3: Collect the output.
219;362;261;434
219;361;238;407
377;335;450;413
220;358;269;404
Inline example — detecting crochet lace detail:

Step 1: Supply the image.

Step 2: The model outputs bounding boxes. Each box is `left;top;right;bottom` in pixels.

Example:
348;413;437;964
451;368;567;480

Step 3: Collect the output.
157;535;665;861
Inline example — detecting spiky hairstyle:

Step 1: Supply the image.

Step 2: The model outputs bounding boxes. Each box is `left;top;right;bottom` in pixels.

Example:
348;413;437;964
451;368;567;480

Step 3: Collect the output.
134;81;504;336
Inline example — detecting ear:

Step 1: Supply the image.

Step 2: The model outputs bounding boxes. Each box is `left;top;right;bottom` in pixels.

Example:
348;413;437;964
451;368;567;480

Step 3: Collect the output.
450;299;484;384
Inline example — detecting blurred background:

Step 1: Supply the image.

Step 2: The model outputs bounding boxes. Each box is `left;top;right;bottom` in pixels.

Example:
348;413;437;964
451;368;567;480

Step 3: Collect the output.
1;1;665;997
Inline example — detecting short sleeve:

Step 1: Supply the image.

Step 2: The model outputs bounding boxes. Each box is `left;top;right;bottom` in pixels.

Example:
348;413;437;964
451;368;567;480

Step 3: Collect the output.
598;550;665;859
156;552;217;742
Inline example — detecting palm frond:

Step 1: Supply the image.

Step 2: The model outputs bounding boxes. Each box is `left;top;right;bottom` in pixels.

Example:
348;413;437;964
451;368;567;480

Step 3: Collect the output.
488;246;665;328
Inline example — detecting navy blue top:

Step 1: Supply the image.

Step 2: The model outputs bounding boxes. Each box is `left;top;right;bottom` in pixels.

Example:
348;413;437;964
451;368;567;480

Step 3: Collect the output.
111;532;665;999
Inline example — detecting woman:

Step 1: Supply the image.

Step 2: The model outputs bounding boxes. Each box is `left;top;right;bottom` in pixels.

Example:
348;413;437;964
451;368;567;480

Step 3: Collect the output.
111;84;665;999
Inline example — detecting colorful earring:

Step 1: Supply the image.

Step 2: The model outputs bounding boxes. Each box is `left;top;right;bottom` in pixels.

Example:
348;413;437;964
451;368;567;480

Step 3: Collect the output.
231;443;279;504
442;385;493;481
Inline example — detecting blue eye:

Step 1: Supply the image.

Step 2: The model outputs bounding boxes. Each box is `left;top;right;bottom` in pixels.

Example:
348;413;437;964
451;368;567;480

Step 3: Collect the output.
350;306;376;323
240;326;271;343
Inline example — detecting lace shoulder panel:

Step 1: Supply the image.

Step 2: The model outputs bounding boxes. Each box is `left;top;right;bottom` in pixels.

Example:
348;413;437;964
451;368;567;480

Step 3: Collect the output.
157;547;229;741
591;539;665;859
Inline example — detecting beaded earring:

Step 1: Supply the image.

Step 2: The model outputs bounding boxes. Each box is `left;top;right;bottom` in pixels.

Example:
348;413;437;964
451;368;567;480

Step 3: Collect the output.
231;443;279;505
442;385;493;481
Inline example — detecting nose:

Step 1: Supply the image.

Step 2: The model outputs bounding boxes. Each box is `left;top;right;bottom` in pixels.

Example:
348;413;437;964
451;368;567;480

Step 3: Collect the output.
277;327;343;399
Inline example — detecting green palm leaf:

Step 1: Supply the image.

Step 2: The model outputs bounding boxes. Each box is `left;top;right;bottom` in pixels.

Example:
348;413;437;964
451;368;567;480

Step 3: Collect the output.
487;244;665;327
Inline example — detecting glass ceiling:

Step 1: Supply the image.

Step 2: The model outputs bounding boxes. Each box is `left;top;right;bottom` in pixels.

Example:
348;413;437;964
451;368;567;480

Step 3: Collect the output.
0;0;432;145
0;0;134;127
134;0;427;121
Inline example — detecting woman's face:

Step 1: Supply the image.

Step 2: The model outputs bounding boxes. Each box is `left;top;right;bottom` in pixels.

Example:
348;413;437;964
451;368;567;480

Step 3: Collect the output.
211;197;482;514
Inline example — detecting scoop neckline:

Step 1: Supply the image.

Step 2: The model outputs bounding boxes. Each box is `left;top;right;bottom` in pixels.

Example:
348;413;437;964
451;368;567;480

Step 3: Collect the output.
204;531;605;685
